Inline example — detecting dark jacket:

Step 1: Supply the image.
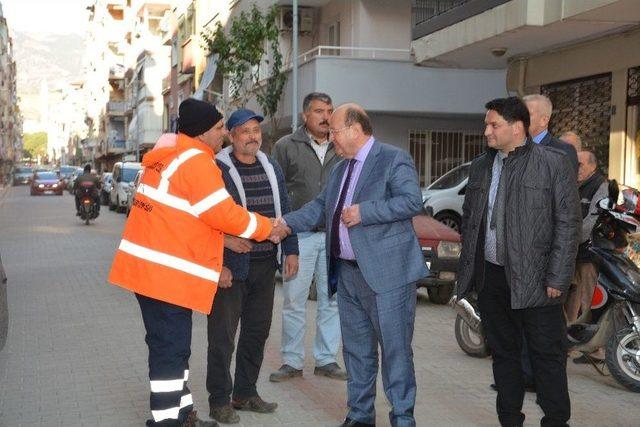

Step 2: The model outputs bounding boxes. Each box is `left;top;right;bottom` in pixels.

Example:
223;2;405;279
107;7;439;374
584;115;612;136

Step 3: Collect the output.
540;132;578;173
273;126;339;213
216;153;298;282
456;140;581;309
74;173;100;196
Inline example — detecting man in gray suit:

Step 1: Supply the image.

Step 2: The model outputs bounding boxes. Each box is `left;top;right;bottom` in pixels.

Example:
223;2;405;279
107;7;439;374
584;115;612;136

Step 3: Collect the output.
274;103;427;427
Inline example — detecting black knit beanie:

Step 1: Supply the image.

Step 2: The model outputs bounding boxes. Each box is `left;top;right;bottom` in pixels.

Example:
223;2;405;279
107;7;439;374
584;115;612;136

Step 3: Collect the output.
177;98;223;137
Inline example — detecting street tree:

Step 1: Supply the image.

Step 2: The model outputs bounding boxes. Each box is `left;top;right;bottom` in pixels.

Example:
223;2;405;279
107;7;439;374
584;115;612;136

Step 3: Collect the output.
202;4;287;150
23;132;48;160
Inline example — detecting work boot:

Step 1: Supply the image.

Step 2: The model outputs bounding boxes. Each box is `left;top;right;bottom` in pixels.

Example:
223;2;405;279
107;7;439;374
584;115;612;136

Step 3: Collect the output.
314;362;348;380
209;404;240;424
232;396;277;413
180;410;218;427
269;364;302;382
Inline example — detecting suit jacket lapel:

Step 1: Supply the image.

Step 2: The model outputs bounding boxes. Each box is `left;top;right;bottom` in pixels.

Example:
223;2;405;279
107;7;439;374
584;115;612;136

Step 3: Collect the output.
540;131;552;146
353;140;380;202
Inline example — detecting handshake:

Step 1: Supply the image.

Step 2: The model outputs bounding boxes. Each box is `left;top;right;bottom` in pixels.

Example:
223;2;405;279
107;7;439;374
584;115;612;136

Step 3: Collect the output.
268;217;292;244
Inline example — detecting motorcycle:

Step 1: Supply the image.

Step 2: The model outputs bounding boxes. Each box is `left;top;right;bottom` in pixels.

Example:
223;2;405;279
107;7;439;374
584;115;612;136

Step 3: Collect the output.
452;180;640;392
77;185;99;225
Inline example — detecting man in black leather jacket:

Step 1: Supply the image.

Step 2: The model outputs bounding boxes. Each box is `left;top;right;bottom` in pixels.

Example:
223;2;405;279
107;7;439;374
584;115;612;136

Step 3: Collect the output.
456;97;581;427
73;164;101;215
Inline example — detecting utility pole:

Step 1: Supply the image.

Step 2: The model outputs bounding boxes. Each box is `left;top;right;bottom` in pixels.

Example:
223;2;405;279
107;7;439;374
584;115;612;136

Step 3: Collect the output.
291;0;299;131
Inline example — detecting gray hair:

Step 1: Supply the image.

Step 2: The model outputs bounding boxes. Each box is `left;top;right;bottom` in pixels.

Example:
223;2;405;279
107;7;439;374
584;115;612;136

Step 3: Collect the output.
523;94;553;117
302;92;332;112
560;131;582;151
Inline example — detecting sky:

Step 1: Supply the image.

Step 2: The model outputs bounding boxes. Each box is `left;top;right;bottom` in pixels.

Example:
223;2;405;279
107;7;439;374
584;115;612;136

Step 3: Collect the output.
2;0;88;35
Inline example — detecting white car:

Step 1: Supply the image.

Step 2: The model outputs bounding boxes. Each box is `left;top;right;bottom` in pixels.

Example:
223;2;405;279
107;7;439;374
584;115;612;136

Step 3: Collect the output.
125;169;144;216
422;162;470;233
109;161;142;213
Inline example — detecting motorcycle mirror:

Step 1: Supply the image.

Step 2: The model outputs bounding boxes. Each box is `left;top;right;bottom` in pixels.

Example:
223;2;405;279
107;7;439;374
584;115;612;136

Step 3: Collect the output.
608;179;619;209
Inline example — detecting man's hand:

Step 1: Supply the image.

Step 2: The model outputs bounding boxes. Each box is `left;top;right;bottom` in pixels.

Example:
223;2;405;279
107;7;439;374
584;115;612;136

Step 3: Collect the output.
284;254;299;279
219;267;233;288
268;217;291;244
546;286;562;298
341;204;361;228
224;235;252;253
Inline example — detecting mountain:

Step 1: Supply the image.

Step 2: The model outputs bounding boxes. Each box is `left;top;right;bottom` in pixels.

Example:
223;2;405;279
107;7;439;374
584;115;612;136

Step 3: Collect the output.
11;31;85;124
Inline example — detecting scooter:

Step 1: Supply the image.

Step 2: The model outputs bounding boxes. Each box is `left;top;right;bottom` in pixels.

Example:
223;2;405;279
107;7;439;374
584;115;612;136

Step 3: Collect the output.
452;180;640;392
77;186;99;225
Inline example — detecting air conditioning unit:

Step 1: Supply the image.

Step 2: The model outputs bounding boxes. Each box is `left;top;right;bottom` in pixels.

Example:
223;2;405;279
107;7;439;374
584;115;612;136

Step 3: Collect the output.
278;7;314;34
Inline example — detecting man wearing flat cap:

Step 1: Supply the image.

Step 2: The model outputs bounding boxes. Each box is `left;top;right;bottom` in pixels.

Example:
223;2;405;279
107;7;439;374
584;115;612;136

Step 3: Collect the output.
109;99;284;427
205;109;299;424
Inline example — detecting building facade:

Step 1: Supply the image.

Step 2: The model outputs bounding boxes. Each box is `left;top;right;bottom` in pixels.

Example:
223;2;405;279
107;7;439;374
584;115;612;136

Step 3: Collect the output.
0;2;23;182
412;0;640;187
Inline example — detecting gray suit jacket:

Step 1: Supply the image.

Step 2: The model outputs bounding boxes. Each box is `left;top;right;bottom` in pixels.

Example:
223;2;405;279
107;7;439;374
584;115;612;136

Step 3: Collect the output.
283;140;428;295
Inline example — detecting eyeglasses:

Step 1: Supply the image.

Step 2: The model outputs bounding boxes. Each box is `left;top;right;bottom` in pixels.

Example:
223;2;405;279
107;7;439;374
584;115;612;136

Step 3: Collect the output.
328;126;351;136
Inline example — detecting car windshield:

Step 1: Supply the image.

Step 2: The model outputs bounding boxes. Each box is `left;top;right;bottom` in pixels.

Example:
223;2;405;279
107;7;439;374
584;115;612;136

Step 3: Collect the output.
16;167;33;174
428;164;470;190
121;167;140;182
59;167;76;175
35;172;59;180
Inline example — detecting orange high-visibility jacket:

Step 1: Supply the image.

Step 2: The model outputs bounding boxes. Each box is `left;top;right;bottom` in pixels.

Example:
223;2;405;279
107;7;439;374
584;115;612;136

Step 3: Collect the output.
108;133;273;314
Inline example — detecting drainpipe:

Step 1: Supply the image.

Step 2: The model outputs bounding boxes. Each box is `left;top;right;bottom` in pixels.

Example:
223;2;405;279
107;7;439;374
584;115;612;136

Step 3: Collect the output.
291;0;299;131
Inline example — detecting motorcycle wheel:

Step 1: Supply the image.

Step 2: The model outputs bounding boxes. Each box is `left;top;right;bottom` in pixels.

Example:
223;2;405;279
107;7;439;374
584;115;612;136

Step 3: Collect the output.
454;315;490;358
605;326;640;392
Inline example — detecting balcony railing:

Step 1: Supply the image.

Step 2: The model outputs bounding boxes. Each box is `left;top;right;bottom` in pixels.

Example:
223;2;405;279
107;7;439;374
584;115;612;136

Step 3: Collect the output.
288;45;411;69
412;0;510;40
107;101;125;114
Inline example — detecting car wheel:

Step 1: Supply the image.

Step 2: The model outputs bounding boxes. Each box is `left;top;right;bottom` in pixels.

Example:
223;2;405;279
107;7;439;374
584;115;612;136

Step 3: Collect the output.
426;283;454;304
434;212;461;233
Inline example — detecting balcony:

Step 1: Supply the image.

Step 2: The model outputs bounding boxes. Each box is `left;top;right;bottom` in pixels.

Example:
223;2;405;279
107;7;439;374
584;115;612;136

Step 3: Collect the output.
412;0;509;40
107;101;125;116
181;37;195;74
411;0;640;69
162;75;171;94
249;45;504;122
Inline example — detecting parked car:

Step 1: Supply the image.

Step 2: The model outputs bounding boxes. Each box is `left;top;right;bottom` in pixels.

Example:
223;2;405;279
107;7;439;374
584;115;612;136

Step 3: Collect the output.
12;166;34;186
109;161;142;213
125;169;144;216
67;167;85;194
58;165;78;190
421;162;470;233
30;171;64;196
306;214;461;304
100;172;113;206
413;214;462;304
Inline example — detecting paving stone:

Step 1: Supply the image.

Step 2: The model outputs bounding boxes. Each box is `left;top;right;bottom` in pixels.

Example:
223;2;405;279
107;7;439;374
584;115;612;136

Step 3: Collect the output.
0;186;638;426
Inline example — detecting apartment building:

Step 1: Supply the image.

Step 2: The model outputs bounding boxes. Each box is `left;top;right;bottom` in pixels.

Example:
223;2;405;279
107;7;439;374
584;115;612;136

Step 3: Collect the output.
0;2;23;181
84;0;129;171
196;0;506;186
412;0;640;186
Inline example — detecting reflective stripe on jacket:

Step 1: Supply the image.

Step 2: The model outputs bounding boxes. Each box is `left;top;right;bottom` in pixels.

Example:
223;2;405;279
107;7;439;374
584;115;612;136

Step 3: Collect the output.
108;133;273;314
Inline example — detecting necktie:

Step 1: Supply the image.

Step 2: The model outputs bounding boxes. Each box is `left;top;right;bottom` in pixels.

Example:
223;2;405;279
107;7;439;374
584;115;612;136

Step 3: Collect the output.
331;159;356;258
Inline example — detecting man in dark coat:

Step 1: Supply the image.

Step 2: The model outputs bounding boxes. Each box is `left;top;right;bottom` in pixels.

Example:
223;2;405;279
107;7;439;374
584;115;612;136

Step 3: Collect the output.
456;97;581;427
524;94;578;172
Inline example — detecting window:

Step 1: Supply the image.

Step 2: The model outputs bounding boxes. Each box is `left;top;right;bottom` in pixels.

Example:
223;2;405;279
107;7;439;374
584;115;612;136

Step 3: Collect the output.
409;129;484;186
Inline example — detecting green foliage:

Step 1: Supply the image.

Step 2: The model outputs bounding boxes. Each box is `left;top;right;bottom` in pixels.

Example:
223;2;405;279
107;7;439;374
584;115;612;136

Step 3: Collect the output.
23;132;48;159
202;4;287;144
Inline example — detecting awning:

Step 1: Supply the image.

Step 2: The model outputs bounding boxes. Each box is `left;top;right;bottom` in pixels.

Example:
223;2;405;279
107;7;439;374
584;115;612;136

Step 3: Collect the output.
193;54;218;101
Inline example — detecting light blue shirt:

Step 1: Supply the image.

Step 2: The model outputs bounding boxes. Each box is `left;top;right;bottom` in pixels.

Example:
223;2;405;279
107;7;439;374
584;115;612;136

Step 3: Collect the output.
532;129;548;144
335;136;375;260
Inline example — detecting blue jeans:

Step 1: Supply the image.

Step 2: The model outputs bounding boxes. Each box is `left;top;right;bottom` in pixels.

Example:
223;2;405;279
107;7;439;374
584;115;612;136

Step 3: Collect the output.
281;232;341;369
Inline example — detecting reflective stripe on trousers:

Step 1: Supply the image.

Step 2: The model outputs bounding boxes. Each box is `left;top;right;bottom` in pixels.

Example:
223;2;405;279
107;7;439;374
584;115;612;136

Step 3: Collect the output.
136;293;194;426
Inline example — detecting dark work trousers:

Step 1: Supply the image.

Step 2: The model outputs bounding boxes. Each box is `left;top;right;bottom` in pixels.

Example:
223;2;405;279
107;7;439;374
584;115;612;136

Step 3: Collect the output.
136;293;194;426
478;262;570;427
206;258;277;408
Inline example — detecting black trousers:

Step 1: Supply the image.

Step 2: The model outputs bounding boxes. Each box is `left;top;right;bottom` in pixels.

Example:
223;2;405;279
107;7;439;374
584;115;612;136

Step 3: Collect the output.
478;262;570;427
206;258;277;408
137;293;193;427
